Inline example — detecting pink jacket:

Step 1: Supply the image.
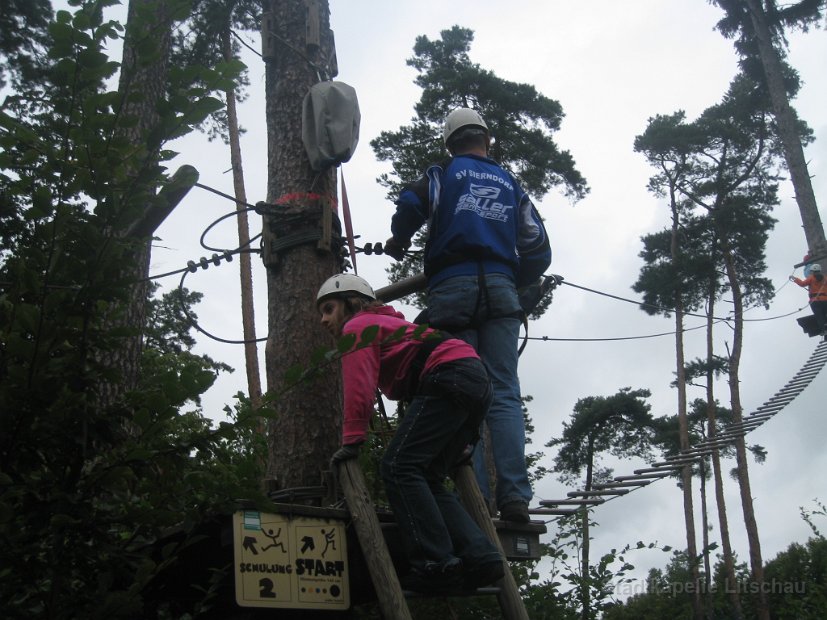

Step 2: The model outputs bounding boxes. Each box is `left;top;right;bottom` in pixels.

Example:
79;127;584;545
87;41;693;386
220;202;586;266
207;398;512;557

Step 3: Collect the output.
339;305;479;445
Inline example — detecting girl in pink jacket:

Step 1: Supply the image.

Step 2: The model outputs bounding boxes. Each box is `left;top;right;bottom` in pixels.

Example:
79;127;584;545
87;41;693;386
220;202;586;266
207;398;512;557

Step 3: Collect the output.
317;274;504;592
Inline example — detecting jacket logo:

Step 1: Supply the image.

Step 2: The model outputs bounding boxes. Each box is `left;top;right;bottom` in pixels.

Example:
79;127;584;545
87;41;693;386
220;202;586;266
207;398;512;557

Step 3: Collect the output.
456;186;514;222
469;184;501;199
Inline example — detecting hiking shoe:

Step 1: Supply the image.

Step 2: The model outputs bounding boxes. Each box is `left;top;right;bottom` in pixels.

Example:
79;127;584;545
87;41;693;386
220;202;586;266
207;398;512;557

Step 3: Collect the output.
499;500;530;523
462;557;505;590
400;556;463;593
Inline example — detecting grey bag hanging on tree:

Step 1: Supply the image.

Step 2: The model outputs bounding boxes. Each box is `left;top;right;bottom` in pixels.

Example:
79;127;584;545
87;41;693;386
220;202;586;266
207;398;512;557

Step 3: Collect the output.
302;81;360;171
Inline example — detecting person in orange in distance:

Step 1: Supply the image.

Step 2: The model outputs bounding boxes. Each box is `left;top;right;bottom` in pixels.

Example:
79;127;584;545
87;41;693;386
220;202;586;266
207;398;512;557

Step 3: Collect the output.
791;263;827;339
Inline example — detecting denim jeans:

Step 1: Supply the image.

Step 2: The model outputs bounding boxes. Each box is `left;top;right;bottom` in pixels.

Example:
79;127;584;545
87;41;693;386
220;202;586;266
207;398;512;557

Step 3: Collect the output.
427;273;533;509
380;358;499;569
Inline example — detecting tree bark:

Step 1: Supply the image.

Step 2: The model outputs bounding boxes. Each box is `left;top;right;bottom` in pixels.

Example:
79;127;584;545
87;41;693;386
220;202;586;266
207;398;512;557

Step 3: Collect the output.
698;459;715;618
222;26;263;412
669;182;704;620
581;443;593;620
721;242;770;620
97;0;172;409
742;0;826;257
706;292;744;619
263;0;343;492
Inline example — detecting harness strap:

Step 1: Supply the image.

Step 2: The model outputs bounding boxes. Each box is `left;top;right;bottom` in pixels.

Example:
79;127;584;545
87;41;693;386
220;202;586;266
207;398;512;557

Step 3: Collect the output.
407;331;450;395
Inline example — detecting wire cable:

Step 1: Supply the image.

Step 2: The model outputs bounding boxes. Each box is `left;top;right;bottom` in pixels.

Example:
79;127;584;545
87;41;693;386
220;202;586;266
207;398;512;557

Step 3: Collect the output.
177;266;268;345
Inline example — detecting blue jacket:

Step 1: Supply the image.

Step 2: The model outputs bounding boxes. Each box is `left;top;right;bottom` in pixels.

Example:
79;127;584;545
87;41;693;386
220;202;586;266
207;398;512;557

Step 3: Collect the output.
390;154;551;288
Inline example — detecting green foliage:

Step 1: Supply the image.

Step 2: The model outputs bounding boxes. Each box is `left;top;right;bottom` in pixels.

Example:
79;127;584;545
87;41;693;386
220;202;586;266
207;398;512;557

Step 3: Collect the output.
603;534;827;620
633;214;720;318
0;283;268;618
602;551;700;620
536;512;677;620
801;498;827;539
0;0;53;92
0;2;266;617
371;26;587;202
634;71;783;324
601;499;827;618
761;537;827;619
169;0;261;142
547;388;655;487
711;0;824;89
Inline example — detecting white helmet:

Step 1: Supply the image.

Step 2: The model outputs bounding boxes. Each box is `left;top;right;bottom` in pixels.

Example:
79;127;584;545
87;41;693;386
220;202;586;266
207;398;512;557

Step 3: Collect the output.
316;273;376;305
811;264;822;272
443;108;489;147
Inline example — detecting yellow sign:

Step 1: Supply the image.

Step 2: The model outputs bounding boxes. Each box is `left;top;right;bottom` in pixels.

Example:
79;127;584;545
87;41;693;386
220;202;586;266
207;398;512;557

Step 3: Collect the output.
233;510;349;609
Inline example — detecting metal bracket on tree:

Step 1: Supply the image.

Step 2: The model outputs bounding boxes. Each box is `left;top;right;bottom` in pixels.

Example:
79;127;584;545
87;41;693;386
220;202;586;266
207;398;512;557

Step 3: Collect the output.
258;196;343;271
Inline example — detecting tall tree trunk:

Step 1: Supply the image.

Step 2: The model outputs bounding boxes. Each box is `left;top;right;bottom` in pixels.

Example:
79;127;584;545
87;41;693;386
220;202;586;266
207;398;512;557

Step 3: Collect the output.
221;26;263;412
742;0;826;257
262;0;343;492
581;443;594;620
698;458;714;618
705;291;744;619
97;0;172;408
721;241;769;620
669;184;704;620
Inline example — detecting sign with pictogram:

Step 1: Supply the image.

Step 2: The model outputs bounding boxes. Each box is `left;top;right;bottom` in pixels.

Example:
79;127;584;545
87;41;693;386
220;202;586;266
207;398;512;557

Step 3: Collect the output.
233;510;349;609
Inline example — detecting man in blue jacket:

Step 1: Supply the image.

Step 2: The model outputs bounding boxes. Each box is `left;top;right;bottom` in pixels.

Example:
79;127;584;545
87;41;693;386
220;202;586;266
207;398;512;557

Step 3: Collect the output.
385;108;551;523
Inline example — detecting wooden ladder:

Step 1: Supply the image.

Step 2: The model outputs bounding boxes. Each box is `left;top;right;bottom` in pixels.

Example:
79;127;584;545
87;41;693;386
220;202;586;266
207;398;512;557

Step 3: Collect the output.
336;459;530;619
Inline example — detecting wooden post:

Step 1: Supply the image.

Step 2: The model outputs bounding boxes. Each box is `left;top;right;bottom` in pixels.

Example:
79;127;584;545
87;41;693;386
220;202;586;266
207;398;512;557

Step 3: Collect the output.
454;463;530;620
337;460;413;620
375;273;427;303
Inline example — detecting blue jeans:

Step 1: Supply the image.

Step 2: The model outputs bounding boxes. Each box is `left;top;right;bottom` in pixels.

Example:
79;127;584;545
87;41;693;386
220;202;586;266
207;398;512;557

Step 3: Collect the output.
380;358;500;570
427;273;533;509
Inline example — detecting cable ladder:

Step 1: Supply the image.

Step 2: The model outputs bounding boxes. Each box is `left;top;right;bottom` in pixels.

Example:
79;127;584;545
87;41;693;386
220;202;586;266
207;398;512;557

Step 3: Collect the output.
535;340;827;516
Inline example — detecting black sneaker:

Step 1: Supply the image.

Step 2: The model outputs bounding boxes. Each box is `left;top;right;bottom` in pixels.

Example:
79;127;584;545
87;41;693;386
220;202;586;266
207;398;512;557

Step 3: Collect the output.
462;557;505;590
400;556;463;593
499;500;530;523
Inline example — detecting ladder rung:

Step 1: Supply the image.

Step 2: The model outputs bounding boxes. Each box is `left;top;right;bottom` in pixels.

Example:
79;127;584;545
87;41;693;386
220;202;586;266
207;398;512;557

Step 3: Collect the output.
634;465;683;474
593;480;652;489
539;498;605;506
568;489;630;497
613;472;671;481
530;508;582;515
652;458;697;467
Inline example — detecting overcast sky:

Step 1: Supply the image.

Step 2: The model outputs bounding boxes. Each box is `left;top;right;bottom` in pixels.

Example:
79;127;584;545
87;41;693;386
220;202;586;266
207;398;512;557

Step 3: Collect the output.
144;1;827;594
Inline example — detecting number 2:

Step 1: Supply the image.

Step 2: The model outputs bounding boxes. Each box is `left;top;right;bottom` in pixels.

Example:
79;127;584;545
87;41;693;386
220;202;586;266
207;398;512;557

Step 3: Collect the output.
259;578;276;598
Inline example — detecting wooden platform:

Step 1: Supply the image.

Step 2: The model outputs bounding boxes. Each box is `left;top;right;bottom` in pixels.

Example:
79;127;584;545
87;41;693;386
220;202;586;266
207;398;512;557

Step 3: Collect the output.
797;314;824;337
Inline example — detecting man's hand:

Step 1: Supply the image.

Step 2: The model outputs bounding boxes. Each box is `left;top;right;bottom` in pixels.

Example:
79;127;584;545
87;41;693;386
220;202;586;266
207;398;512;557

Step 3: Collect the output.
384;237;409;261
330;443;361;468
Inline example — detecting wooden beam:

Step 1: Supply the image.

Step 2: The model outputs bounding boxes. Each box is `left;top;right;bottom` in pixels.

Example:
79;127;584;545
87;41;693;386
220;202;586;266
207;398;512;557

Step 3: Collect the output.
375;273;427;303
454;463;530;620
337;460;412;620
